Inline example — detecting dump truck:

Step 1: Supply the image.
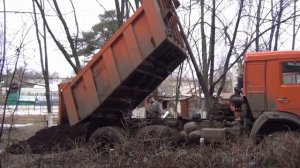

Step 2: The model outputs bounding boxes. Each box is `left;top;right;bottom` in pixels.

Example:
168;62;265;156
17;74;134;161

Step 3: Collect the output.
57;0;300;146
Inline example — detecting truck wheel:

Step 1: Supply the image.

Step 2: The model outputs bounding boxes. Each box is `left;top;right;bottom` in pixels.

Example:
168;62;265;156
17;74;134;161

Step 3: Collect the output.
88;126;125;153
135;125;176;149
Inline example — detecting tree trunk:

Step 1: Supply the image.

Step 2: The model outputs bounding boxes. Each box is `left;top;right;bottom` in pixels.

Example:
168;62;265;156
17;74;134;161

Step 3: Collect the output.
42;1;52;126
255;0;263;51
0;0;6;91
172;2;213;118
217;0;244;96
134;0;140;9
115;0;125;27
208;0;216;96
200;0;208;86
268;0;276;51
33;0;52;126
292;0;297;50
0;0;6;143
125;0;130;20
273;0;284;51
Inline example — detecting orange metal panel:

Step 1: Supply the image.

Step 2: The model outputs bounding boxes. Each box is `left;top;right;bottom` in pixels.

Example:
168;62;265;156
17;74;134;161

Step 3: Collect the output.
75;69;99;120
123;25;143;67
244;61;266;118
245;51;300;62
59;0;187;125
141;0;166;46
266;58;300;116
91;56;110;100
132;12;154;59
91;47;121;104
58;82;69;124
245;61;266;93
111;35;134;81
63;85;79;125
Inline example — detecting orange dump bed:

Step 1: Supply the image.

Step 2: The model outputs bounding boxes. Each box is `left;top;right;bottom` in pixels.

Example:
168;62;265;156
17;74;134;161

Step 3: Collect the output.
59;0;187;125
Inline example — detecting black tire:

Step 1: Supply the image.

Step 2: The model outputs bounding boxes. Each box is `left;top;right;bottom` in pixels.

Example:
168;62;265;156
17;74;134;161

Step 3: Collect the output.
135;125;176;149
88;126;125;153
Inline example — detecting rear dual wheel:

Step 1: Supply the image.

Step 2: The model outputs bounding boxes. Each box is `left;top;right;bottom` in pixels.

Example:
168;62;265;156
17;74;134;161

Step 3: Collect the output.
88;126;125;153
135;125;176;149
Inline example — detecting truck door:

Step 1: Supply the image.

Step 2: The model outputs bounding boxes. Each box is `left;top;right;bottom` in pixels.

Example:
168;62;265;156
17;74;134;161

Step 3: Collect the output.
245;61;266;118
267;60;300;116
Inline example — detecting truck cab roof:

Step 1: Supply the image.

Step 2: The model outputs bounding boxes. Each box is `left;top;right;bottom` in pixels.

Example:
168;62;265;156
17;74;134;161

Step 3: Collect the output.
245;51;300;62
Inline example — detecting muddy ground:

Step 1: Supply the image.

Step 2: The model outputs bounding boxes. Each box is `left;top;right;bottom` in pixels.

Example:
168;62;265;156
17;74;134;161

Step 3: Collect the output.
0;116;90;167
1;121;46;151
1;118;87;155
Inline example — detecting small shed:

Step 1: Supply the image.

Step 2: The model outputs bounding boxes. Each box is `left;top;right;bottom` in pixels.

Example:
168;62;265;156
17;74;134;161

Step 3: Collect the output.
159;95;200;118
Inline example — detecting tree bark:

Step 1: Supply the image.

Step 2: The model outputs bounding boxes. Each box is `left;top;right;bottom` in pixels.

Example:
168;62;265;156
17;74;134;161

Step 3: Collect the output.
292;0;297;50
115;0;125;27
200;0;208;86
32;0;52;126
255;0;263;51
0;0;6;90
268;0;276;51
273;0;284;51
208;0;216;96
134;0;140;9
172;1;213;118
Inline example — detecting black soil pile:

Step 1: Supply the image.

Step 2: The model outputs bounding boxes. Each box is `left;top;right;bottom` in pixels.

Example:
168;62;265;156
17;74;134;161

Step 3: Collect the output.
8;124;87;154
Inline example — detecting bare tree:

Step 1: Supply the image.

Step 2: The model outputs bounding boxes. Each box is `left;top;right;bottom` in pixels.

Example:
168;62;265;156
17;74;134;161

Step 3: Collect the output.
33;0;81;74
268;0;276;50
134;0;140;9
255;0;263;51
115;0;139;27
115;0;126;27
216;0;244;96
200;0;208;87
267;0;294;51
0;42;24;141
0;0;6;166
208;0;216;96
0;0;6;89
32;0;52;126
292;0;299;50
273;0;284;50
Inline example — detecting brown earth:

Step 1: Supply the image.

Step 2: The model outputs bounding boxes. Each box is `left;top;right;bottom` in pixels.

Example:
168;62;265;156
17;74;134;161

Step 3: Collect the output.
7;123;87;154
1;115;86;154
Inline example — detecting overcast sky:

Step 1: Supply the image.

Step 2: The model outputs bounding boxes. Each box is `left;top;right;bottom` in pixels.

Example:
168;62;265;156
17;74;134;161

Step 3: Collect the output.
1;0;300;78
1;0;116;77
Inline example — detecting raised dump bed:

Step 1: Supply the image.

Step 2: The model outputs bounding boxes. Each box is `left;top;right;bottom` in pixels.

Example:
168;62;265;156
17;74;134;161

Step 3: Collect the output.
59;0;187;125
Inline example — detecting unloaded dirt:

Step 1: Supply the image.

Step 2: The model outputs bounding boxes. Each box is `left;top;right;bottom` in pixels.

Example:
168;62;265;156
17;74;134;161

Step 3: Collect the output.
8;124;87;154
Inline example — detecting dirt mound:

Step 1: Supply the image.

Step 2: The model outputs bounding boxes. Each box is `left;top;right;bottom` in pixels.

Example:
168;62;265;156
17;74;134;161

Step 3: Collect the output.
8;124;87;154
